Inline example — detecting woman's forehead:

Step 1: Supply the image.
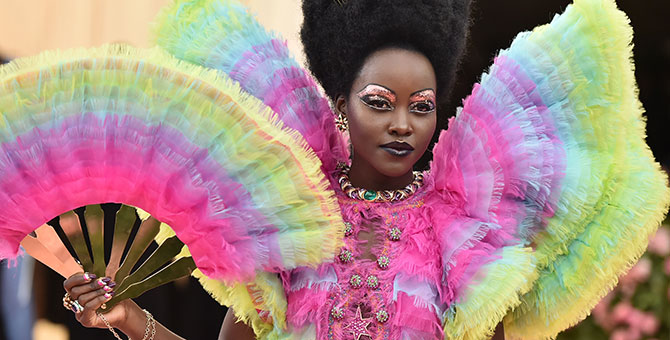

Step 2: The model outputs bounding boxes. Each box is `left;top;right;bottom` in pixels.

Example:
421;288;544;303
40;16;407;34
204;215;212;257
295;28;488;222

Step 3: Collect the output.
354;48;436;95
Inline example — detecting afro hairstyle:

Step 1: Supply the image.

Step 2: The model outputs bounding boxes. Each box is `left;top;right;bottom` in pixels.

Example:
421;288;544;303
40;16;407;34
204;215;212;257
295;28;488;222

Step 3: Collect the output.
300;0;472;106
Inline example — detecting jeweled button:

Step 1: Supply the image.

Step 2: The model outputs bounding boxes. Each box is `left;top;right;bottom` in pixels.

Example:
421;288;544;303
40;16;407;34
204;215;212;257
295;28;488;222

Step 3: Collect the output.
331;306;345;320
350;274;363;288
376;309;389;323
366;275;379;289
344;222;354;236
377;256;390;269
339;248;354;263
388;227;402;241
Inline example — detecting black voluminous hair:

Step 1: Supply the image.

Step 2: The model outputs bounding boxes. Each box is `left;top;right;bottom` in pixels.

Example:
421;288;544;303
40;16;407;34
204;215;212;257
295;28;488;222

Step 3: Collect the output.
300;0;472;106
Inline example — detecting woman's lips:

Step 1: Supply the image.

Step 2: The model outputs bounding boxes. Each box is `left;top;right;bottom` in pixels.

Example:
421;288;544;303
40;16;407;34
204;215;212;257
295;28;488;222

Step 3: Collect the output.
380;141;414;157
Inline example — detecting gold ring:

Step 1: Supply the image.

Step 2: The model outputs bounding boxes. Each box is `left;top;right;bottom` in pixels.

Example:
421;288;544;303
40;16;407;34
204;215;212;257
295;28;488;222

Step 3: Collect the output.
63;293;84;313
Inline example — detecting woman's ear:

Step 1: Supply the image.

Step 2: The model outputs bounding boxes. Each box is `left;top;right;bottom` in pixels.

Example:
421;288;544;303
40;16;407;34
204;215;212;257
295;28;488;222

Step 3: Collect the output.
333;94;350;133
334;94;347;117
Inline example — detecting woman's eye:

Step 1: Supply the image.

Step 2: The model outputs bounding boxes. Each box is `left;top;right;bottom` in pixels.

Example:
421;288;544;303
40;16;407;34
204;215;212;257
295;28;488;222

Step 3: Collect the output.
409;100;436;114
360;95;394;111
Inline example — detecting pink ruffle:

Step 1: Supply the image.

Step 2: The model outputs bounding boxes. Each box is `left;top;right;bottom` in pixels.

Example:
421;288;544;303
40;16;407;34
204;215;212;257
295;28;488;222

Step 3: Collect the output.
229;39;348;174
430;54;566;242
0;113;282;281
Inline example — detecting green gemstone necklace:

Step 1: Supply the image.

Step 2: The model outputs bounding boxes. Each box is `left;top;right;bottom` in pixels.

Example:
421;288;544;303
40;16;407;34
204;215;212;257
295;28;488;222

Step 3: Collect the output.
337;164;424;203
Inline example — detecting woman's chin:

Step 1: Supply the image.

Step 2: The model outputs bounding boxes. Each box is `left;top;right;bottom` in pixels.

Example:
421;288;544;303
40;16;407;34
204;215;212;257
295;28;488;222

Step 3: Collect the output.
375;165;415;180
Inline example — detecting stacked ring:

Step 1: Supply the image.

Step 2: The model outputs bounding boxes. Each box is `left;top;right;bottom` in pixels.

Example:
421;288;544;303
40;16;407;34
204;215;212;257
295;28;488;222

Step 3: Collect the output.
63;293;85;313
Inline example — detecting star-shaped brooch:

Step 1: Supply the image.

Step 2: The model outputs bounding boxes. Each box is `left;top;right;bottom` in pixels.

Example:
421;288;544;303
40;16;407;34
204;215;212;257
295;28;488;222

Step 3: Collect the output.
343;306;372;340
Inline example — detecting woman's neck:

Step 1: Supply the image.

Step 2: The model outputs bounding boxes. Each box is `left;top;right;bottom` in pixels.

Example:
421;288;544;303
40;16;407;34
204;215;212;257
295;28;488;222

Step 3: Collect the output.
348;160;414;191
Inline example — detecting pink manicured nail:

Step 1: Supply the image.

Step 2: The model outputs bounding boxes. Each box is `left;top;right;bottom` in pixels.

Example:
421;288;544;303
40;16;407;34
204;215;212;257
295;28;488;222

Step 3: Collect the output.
104;292;114;300
97;278;106;286
103;285;113;292
83;273;96;281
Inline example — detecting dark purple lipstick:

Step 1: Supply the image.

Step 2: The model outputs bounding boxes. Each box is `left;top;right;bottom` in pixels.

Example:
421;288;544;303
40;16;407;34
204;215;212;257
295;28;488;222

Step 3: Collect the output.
380;141;414;157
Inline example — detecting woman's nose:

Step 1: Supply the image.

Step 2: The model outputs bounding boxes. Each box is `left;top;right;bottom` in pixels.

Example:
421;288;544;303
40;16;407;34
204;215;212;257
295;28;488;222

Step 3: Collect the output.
388;109;413;136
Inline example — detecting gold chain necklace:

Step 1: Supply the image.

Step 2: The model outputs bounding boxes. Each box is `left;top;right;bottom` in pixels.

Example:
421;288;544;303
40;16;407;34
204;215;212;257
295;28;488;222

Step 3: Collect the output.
337;165;424;202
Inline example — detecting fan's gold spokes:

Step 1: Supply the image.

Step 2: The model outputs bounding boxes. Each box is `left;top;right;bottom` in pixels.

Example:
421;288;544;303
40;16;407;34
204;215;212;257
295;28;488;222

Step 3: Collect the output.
20;224;82;278
20;204;197;311
106;205;137;278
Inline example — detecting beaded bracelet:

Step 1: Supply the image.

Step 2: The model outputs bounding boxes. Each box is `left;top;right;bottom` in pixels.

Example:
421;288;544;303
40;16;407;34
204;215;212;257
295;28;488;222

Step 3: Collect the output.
97;309;156;340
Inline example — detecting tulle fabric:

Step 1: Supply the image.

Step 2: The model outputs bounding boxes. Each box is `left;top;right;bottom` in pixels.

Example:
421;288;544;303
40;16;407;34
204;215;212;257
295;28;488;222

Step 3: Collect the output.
154;0;348;174
0;46;344;282
432;0;670;338
0;0;666;339
165;0;669;339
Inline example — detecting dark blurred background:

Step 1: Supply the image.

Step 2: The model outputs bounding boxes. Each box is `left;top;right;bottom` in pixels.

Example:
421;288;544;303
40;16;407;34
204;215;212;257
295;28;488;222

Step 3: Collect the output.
449;0;670;168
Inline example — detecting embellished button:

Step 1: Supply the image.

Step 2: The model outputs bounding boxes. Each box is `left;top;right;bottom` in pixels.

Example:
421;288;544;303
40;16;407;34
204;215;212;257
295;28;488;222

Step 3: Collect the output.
366;275;379;289
339;248;354;264
388;227;402;241
331;306;345;320
344;222;354;237
376;309;389;323
349;274;363;288
377;255;390;269
363;190;377;201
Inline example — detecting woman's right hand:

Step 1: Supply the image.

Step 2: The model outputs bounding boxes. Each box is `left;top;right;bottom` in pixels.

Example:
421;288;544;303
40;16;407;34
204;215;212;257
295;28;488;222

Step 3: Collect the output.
62;272;133;330
64;273;186;340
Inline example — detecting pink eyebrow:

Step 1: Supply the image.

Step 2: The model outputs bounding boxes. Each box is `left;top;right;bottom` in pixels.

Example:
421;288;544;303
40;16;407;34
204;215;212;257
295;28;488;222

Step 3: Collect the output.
409;89;436;102
357;84;397;103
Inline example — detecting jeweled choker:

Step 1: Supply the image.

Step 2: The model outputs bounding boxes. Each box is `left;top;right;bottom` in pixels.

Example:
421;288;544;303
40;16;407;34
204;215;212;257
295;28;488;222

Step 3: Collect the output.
338;165;424;202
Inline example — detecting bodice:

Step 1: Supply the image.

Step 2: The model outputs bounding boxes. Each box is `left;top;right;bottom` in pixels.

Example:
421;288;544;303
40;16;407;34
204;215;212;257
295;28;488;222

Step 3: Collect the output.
283;183;449;339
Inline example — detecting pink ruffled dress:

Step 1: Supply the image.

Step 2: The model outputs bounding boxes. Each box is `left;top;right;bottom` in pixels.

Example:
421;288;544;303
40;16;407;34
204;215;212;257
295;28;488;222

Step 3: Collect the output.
286;181;444;339
281;170;513;339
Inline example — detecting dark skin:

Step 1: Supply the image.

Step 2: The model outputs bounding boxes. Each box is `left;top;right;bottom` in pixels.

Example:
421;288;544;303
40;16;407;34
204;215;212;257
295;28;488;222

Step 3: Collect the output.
65;48;504;339
338;48;437;191
219;48;505;339
62;273;185;340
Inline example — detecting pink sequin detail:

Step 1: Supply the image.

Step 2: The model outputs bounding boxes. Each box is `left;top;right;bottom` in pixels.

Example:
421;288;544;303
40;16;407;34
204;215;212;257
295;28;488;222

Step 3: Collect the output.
344;306;372;340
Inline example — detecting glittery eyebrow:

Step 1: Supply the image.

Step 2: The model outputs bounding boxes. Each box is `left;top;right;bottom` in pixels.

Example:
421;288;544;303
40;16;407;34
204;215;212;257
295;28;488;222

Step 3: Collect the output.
356;84;397;103
409;88;436;103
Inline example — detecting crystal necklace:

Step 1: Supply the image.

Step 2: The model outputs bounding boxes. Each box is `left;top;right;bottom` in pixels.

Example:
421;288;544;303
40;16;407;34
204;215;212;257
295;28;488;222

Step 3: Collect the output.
337;164;424;202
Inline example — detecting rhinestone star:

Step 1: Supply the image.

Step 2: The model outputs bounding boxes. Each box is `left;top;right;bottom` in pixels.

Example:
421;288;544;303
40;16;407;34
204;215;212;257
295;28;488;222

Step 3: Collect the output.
343;306;372;340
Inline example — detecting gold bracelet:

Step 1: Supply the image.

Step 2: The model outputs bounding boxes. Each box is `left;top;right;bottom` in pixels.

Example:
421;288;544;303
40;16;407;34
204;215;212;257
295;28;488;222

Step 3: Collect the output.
97;309;155;340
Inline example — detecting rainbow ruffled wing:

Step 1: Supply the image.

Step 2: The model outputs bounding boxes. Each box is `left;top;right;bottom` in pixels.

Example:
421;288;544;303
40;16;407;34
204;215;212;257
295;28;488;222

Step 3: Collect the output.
0;45;344;283
430;0;670;339
153;0;348;174
151;1;351;333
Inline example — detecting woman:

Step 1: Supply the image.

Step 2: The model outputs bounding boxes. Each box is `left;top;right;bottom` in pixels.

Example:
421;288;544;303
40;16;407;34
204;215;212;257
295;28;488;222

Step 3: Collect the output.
62;0;670;339
63;45;463;339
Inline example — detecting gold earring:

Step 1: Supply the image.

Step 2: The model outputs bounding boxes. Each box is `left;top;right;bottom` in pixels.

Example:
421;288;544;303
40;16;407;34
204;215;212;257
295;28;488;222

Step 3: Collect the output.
335;113;348;132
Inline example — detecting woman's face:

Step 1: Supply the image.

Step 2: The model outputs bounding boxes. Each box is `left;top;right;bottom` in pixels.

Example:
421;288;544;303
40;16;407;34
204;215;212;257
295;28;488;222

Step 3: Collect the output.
337;48;437;189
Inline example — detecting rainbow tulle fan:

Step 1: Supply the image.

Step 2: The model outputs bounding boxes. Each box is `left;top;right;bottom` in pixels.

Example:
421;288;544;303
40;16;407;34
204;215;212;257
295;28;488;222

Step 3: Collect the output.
0;45;344;286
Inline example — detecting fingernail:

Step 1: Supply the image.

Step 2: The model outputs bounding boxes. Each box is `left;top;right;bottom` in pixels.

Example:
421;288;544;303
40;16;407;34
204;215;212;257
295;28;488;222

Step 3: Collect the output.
107;281;116;288
104;292;114;300
103;285;113;292
102;277;112;283
83;273;97;281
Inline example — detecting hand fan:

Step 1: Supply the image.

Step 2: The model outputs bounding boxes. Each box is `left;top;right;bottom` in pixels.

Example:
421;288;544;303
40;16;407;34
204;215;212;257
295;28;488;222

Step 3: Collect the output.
0;45;344;306
21;204;195;309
